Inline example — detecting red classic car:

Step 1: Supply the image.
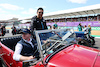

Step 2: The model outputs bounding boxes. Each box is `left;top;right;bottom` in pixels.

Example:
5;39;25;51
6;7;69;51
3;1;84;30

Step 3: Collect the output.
0;28;100;67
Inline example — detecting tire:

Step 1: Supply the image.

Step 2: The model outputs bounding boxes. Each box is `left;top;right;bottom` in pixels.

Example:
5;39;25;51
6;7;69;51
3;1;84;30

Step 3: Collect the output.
78;39;92;47
90;38;95;45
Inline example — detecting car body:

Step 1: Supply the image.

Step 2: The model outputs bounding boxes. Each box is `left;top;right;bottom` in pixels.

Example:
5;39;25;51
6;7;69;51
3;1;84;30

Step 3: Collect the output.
44;45;100;67
0;28;100;67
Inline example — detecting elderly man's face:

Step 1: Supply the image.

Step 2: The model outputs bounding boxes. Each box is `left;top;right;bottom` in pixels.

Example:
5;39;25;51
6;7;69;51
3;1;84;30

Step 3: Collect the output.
37;10;43;19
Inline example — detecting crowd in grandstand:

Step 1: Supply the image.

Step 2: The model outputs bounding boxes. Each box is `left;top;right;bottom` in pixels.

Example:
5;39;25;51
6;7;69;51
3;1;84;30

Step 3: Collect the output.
46;15;100;23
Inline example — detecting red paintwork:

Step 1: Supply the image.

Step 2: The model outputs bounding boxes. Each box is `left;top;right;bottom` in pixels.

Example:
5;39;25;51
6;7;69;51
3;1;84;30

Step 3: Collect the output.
0;42;22;67
94;52;100;67
0;42;100;67
46;44;100;67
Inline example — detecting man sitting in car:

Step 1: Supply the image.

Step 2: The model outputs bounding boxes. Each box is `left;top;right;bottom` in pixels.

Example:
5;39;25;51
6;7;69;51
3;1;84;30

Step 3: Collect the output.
13;29;39;61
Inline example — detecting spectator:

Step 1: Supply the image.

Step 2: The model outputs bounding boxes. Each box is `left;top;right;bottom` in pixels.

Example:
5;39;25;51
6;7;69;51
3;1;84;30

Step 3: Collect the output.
88;25;91;36
11;25;16;35
53;22;58;29
78;23;83;31
48;25;52;30
1;25;6;36
83;25;88;32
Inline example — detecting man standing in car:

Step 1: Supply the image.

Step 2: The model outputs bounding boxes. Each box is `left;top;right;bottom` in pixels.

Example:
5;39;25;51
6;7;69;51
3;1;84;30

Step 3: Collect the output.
30;7;47;34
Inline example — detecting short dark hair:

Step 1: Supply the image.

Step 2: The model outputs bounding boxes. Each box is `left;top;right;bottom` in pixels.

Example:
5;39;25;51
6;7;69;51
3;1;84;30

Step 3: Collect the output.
37;7;43;12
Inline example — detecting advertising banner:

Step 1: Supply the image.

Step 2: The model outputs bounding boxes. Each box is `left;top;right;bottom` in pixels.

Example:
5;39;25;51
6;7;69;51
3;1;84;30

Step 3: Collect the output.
47;21;100;27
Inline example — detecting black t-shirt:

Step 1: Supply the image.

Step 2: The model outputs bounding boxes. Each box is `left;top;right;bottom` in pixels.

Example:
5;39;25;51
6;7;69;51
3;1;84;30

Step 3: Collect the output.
30;16;47;31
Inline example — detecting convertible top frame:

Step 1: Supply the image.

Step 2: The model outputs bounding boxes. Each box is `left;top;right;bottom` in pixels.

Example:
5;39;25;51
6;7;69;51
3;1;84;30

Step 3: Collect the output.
34;28;74;64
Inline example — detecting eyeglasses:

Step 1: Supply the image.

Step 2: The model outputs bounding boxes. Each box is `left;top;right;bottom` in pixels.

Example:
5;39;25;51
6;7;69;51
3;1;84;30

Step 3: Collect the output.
39;12;43;14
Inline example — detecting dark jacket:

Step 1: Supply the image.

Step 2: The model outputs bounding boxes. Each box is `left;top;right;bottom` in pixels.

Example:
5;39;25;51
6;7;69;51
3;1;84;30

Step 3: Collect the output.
30;16;47;32
18;38;37;56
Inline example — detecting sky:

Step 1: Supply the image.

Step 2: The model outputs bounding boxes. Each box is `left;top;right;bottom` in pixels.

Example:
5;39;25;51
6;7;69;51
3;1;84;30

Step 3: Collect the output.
0;0;100;20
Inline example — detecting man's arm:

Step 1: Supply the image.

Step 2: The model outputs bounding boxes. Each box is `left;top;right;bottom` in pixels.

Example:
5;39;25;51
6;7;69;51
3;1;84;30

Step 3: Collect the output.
13;43;23;61
44;20;48;29
45;23;48;29
13;43;35;61
30;18;37;37
20;56;35;61
30;17;37;31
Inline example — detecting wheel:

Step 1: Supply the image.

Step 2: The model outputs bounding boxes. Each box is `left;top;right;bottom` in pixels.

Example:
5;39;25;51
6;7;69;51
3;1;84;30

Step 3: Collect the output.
90;38;95;45
78;39;92;47
88;36;95;45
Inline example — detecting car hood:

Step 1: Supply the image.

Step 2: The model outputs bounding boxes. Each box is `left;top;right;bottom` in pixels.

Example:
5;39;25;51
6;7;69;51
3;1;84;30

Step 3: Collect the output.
46;44;100;67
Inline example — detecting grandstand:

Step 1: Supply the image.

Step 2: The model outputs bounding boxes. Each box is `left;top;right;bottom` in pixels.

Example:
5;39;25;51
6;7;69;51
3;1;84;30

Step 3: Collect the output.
44;4;100;22
0;18;21;26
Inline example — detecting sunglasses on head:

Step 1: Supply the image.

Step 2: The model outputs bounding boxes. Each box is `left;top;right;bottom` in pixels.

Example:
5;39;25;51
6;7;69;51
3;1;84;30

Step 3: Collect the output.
39;12;43;14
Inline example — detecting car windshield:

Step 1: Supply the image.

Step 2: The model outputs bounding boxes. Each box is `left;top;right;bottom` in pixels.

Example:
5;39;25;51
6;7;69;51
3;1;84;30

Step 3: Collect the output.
35;28;76;61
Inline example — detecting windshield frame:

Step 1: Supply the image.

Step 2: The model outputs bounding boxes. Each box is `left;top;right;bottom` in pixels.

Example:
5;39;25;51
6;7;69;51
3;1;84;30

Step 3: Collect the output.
34;28;74;64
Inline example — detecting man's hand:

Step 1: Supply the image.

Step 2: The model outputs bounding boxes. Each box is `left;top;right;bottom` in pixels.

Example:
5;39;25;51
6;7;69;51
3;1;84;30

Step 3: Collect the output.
28;56;35;60
43;40;47;43
20;56;35;61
